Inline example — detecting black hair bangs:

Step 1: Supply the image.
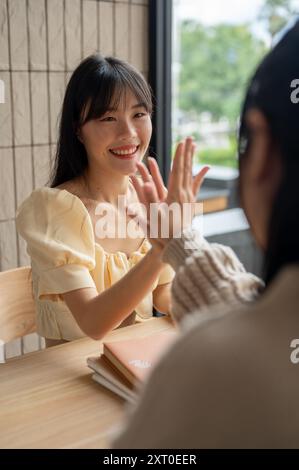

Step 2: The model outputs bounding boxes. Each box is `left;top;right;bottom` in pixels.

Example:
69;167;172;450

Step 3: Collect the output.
80;58;153;126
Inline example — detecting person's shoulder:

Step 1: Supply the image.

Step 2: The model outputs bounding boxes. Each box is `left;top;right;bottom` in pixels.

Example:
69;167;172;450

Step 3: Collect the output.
17;186;77;215
16;187;54;218
16;185;90;233
162;302;258;377
55;178;82;197
56;179;99;214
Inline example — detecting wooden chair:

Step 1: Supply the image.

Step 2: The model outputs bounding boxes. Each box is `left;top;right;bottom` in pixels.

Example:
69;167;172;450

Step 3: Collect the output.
0;266;37;363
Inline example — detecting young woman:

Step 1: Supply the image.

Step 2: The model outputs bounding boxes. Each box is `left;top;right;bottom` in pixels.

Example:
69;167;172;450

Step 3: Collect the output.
16;55;184;346
114;21;299;448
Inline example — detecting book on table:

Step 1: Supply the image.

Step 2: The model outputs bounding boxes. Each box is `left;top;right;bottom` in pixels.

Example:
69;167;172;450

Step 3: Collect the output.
87;330;177;403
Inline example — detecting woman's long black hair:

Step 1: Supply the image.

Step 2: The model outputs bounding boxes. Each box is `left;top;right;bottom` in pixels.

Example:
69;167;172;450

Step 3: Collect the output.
238;20;299;285
50;54;153;188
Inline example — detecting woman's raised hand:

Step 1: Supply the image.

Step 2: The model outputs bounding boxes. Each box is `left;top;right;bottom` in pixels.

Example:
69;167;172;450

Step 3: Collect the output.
130;137;210;251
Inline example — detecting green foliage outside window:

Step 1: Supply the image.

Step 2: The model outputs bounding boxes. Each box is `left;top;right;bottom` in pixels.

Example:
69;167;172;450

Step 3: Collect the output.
179;22;266;125
195;137;238;169
175;0;296;168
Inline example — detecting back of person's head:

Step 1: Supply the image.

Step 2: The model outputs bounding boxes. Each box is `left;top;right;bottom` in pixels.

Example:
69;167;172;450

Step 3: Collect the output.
50;54;152;188
238;19;299;285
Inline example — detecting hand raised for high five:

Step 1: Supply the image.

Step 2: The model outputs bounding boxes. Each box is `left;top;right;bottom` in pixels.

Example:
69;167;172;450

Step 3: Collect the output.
130;137;210;252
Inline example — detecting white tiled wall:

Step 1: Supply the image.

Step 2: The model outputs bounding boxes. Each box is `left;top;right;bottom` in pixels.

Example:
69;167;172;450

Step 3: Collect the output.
0;0;149;358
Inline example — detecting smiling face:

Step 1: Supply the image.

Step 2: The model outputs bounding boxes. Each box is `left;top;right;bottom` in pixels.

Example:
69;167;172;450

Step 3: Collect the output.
78;89;152;176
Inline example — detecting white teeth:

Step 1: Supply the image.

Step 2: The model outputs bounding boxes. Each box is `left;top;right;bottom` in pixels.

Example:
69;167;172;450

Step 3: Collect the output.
110;146;138;156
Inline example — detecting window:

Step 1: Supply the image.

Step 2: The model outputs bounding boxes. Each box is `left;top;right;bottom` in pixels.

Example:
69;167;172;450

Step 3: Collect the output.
172;0;298;209
149;0;298;211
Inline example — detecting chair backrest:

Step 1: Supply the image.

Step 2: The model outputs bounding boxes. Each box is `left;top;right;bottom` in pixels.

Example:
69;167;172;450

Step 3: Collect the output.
0;266;36;347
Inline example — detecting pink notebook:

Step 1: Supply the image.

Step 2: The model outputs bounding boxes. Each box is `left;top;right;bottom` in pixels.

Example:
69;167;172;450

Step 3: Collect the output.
103;330;177;385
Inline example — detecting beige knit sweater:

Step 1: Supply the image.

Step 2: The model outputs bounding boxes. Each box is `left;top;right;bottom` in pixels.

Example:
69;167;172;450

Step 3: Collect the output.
163;227;264;323
113;229;299;448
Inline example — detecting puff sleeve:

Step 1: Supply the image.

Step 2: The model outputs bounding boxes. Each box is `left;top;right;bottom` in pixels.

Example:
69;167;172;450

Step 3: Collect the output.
157;263;175;286
16;188;97;301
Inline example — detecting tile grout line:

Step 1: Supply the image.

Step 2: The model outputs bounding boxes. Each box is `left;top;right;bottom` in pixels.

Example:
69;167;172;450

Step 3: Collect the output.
26;0;35;213
0;143;57;149
0;217;22;223
112;0;116;55
45;0;52;185
63;0;67;86
128;0;132;62
60;0;67;177
97;0;100;53
113;0;116;57
0;142;56;149
80;0;84;59
0;69;71;72
6;0;19;268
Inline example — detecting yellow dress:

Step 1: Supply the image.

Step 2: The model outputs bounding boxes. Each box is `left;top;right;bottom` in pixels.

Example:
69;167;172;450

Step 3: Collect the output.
16;187;175;340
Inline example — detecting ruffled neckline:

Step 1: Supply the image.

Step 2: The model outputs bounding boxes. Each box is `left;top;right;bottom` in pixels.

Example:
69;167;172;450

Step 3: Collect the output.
41;187;151;261
95;238;151;261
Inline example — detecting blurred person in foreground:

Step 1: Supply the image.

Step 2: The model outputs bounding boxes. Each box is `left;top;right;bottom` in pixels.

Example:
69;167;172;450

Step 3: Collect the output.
113;20;299;448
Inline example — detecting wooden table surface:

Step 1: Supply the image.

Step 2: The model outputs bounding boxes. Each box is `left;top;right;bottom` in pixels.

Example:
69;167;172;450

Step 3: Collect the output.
0;316;173;449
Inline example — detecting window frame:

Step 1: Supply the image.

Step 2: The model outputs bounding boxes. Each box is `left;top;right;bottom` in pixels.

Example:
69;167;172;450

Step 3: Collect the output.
148;0;173;184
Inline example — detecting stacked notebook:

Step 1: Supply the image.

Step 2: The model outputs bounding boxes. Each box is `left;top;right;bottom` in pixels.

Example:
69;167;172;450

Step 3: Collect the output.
87;330;177;403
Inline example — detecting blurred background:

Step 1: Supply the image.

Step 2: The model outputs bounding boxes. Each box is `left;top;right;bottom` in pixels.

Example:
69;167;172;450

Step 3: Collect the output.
0;0;298;355
173;0;298;169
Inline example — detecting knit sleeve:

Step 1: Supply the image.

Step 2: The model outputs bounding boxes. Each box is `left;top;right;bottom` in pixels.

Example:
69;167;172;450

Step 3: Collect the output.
162;227;264;323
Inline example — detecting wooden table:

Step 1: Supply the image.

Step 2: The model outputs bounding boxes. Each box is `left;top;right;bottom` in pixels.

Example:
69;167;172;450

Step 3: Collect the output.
0;316;173;449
